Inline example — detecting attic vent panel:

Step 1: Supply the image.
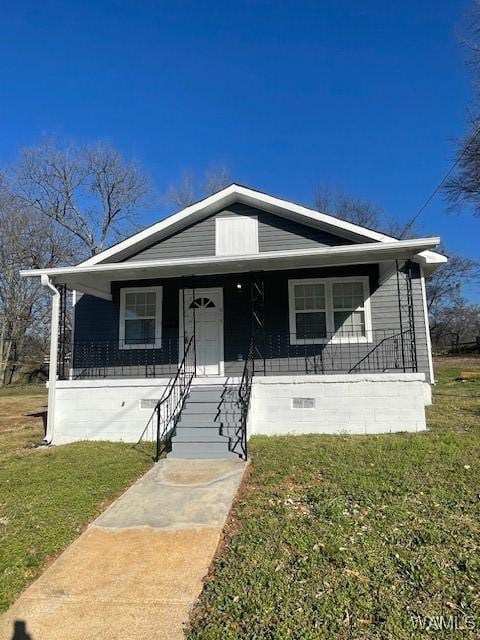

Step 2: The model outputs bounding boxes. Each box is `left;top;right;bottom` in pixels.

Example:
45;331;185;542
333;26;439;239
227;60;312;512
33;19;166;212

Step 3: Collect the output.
215;216;259;256
292;397;315;409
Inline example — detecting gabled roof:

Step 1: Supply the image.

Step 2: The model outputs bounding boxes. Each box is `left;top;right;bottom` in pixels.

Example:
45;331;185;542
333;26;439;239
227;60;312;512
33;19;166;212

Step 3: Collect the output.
79;184;447;267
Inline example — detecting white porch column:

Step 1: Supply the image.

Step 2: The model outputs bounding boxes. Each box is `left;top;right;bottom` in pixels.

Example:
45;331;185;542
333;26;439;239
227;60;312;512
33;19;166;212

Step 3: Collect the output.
41;275;60;443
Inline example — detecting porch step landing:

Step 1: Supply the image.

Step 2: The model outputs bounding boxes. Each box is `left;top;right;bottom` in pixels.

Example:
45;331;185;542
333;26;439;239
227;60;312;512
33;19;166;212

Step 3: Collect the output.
169;384;239;460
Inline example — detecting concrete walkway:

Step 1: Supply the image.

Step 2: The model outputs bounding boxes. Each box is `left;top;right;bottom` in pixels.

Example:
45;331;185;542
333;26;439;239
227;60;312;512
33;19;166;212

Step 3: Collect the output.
0;458;247;640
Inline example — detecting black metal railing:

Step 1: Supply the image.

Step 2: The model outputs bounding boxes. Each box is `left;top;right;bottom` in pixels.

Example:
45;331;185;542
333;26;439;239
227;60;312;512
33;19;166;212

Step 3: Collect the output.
69;337;183;379
135;335;195;461
258;328;417;375
235;338;254;460
216;338;254;461
69;328;417;380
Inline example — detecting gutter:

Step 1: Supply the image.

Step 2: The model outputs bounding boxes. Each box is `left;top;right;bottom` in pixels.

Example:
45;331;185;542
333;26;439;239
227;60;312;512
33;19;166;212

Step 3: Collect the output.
41;274;60;444
20;237;443;280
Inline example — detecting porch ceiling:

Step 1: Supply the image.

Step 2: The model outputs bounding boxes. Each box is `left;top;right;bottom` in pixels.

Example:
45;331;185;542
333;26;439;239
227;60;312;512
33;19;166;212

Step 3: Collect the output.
21;237;442;300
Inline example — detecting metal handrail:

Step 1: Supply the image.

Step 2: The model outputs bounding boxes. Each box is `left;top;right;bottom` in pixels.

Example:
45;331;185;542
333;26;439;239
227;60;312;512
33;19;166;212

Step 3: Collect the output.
234;338;254;460
154;335;195;461
348;328;413;373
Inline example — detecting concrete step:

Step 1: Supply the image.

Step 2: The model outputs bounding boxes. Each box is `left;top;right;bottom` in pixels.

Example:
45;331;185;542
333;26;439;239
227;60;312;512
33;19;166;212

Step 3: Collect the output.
169;441;238;459
174;427;225;443
181;401;220;415
177;414;219;427
172;429;228;445
188;385;224;395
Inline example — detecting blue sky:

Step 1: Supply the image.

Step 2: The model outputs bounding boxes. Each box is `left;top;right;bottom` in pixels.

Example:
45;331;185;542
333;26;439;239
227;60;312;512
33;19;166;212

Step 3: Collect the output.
1;1;479;296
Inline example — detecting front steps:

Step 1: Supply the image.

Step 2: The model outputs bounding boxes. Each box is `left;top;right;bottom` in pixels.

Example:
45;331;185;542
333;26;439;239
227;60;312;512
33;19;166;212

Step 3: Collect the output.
169;384;239;459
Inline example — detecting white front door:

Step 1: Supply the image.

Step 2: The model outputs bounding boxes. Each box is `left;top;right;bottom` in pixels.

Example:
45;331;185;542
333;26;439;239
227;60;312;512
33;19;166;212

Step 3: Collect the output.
180;288;224;376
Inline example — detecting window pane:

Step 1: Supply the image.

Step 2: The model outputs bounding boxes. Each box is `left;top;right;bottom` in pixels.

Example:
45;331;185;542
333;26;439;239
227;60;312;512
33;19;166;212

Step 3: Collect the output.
332;282;365;310
294;283;325;311
125;318;156;344
296;312;326;339
124;291;157;319
334;310;365;336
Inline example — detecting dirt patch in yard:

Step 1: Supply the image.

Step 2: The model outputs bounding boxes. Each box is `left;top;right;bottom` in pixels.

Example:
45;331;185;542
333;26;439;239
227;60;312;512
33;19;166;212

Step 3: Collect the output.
0;386;46;433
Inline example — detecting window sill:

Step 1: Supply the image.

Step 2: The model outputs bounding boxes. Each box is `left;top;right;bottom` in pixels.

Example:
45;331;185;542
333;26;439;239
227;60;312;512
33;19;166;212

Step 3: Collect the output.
289;336;372;346
119;342;162;350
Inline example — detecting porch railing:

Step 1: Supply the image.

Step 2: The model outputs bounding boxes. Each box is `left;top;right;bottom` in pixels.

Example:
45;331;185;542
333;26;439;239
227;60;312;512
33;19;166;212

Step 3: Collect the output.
69;328;417;379
135;335;195;461
154;335;195;461
215;338;254;461
253;328;417;375
235;338;254;459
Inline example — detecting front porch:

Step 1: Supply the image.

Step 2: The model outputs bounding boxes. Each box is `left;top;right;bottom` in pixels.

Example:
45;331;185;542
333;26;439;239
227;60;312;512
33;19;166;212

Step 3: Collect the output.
64;264;421;381
22;238;438;453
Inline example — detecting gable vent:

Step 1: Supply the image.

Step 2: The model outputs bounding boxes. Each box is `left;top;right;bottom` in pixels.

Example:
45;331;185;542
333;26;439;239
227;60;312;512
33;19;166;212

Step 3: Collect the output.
292;397;315;409
140;398;159;409
215;216;259;256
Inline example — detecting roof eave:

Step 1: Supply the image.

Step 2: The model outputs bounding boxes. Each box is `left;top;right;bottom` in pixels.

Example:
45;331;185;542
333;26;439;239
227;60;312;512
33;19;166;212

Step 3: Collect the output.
76;184;446;267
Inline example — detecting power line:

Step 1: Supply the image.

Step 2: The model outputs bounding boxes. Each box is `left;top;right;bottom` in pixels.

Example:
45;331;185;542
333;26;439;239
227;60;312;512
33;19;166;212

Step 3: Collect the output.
399;126;480;238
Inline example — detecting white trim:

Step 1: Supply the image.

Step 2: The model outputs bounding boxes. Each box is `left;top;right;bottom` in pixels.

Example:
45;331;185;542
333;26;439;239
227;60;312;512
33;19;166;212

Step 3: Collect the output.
73;282;112;301
56;377;173;388
20;238;442;280
68;290;78;380
179;287;224;376
215;215;259;256
119;286;163;349
41;275;60;443
253;372;426;384
55;371;426;388
288;275;372;345
420;266;435;383
73;184;446;267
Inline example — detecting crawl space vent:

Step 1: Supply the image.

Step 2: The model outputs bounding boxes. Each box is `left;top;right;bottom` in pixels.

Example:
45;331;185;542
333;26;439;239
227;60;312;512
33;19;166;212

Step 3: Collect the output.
292;397;315;409
140;399;159;409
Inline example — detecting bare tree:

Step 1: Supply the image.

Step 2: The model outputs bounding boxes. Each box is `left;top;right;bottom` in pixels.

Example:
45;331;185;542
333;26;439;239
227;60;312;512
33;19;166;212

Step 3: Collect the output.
10;138;150;257
443;118;480;216
0;187;75;385
427;253;479;316
442;3;480;215
430;301;480;347
165;165;230;209
313;183;479;319
314;183;382;229
165;171;196;209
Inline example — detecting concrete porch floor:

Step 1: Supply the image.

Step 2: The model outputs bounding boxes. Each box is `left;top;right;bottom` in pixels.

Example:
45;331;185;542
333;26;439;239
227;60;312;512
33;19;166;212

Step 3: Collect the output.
0;458;247;640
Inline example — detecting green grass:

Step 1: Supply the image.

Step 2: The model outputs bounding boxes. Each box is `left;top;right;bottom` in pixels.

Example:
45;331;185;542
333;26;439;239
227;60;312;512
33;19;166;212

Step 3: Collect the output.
0;408;152;612
187;361;480;639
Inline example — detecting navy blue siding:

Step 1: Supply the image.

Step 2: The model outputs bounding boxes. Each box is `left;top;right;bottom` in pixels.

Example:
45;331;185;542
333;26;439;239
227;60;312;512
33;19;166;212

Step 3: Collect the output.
73;263;431;381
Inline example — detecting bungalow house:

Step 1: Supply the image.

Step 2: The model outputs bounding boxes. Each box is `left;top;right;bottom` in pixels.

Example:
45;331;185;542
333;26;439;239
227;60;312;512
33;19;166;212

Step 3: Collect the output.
21;184;446;460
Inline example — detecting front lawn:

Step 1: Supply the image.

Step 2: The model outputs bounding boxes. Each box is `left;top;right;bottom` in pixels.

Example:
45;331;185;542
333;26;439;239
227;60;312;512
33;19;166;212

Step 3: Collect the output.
188;360;480;639
0;386;152;613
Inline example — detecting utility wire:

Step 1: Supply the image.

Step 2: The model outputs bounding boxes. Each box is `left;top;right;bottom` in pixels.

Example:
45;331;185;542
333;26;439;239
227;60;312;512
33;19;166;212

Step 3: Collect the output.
399;126;480;238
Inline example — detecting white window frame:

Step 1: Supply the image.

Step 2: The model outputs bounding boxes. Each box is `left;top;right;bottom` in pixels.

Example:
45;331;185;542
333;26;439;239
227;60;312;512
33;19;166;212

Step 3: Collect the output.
288;276;372;345
215;216;259;256
119;286;163;349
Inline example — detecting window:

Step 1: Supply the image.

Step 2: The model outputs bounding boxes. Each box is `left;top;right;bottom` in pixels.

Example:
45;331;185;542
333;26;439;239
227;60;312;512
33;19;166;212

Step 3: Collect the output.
291;281;327;340
288;277;372;344
119;286;162;349
215;216;259;256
